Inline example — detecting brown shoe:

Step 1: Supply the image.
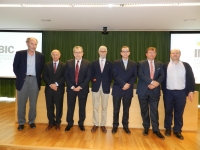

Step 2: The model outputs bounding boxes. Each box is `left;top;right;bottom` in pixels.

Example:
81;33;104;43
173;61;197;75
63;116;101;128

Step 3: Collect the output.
101;126;107;133
46;124;54;131
55;124;60;131
91;125;98;133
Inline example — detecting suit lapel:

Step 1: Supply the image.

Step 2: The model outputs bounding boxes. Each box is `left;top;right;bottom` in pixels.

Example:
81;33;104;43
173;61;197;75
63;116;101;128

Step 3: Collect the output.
120;59;126;70
145;60;151;77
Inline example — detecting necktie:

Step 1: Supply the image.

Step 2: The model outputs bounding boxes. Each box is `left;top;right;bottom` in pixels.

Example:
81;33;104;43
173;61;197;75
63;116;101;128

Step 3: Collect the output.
100;59;104;72
124;61;127;69
53;63;56;74
75;60;79;85
150;61;154;79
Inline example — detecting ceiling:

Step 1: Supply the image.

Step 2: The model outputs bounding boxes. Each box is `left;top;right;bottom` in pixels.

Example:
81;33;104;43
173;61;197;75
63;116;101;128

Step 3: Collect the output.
0;0;200;31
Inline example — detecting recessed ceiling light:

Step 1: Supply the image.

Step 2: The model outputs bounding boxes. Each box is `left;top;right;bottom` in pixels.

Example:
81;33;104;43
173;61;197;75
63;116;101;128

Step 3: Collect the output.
184;19;196;21
41;19;51;22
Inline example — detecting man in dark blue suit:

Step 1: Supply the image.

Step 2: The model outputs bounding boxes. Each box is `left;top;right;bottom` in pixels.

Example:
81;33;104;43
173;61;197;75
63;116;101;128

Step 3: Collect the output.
162;49;195;140
13;37;44;131
43;49;66;131
91;46;113;133
137;47;165;139
65;46;91;131
112;46;137;134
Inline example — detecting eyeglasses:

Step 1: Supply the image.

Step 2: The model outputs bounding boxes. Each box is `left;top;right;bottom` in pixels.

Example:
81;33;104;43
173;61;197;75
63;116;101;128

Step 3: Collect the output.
121;51;130;53
99;51;107;53
74;52;83;54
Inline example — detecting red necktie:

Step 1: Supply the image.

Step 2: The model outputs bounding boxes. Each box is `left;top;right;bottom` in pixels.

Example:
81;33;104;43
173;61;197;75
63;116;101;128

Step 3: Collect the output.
75;60;79;84
150;61;154;79
53;63;56;74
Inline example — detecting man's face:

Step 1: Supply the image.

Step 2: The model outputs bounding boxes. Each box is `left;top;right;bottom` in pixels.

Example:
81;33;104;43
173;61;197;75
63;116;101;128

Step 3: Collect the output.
51;50;60;62
170;50;181;61
98;48;107;58
73;48;83;60
120;48;130;59
26;39;37;52
146;50;156;60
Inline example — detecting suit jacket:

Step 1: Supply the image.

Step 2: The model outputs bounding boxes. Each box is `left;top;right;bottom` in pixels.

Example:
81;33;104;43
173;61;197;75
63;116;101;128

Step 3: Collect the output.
91;59;113;94
112;59;137;98
136;59;164;97
43;61;66;94
65;59;91;96
161;61;195;95
13;50;45;91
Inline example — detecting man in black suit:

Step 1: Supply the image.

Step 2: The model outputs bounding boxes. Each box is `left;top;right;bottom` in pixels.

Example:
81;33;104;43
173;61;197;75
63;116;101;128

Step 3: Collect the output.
91;46;113;133
137;47;165;139
65;46;91;131
13;37;44;131
111;46;137;134
43;49;66;131
161;49;195;140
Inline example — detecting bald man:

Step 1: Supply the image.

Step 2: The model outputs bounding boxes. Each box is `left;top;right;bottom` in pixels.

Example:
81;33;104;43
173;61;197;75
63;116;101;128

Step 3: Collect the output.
43;49;66;131
13;37;45;131
161;49;195;140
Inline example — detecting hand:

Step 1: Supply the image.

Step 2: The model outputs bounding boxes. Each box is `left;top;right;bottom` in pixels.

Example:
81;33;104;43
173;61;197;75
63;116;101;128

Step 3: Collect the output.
50;84;57;91
151;80;160;87
73;86;82;92
148;84;156;89
187;92;194;102
122;83;130;90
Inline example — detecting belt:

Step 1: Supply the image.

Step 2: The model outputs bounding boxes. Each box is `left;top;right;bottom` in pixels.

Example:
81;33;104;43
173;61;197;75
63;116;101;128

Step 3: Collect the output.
27;75;34;77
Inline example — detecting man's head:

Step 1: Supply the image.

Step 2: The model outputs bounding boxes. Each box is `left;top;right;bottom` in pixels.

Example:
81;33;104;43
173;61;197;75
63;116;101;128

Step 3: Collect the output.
26;37;38;52
146;47;157;61
73;46;84;60
170;49;181;61
98;46;107;59
121;46;130;60
51;49;61;62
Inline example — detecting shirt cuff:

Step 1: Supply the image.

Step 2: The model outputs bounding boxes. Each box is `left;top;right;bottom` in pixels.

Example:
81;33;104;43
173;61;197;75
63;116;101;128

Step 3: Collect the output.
55;82;59;86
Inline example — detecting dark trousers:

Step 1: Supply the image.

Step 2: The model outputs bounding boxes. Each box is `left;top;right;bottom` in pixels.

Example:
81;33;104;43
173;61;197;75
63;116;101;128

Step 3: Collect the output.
66;92;88;126
112;96;132;128
45;91;64;125
138;91;160;132
163;89;186;132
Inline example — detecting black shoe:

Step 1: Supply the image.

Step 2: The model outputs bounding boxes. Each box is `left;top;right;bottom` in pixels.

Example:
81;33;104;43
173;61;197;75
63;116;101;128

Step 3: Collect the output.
30;123;36;128
123;127;131;134
65;125;72;131
79;125;85;131
165;129;171;136
18;125;24;131
174;132;184;140
153;131;165;140
143;128;149;136
112;127;118;134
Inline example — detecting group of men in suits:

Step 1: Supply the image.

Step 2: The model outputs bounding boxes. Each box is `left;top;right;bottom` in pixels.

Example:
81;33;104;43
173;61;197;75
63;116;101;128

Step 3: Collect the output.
13;37;195;141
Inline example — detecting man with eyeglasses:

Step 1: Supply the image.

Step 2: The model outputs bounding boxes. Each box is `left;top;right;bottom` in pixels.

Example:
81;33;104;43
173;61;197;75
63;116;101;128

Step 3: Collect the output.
137;47;165;139
64;46;91;131
91;46;113;133
111;46;137;134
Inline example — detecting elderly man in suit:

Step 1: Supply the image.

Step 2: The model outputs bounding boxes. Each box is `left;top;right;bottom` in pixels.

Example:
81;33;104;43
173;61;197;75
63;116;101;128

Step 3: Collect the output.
137;47;165;139
111;46;137;134
91;46;113;133
13;37;45;131
161;49;195;140
43;49;66;131
65;46;91;131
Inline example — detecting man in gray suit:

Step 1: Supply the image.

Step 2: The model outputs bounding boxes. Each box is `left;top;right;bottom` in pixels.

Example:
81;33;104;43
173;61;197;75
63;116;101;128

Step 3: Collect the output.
137;47;165;139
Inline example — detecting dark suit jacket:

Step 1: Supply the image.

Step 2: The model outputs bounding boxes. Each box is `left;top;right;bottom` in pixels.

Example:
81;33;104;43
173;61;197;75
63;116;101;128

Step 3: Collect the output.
112;59;137;98
43;61;66;94
136;59;164;97
13;50;45;91
161;61;195;95
91;59;113;94
65;59;91;96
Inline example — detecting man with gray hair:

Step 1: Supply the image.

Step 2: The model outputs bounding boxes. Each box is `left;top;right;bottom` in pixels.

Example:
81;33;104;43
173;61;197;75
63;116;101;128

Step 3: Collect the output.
162;49;195;140
43;49;66;131
13;37;45;131
91;46;113;133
